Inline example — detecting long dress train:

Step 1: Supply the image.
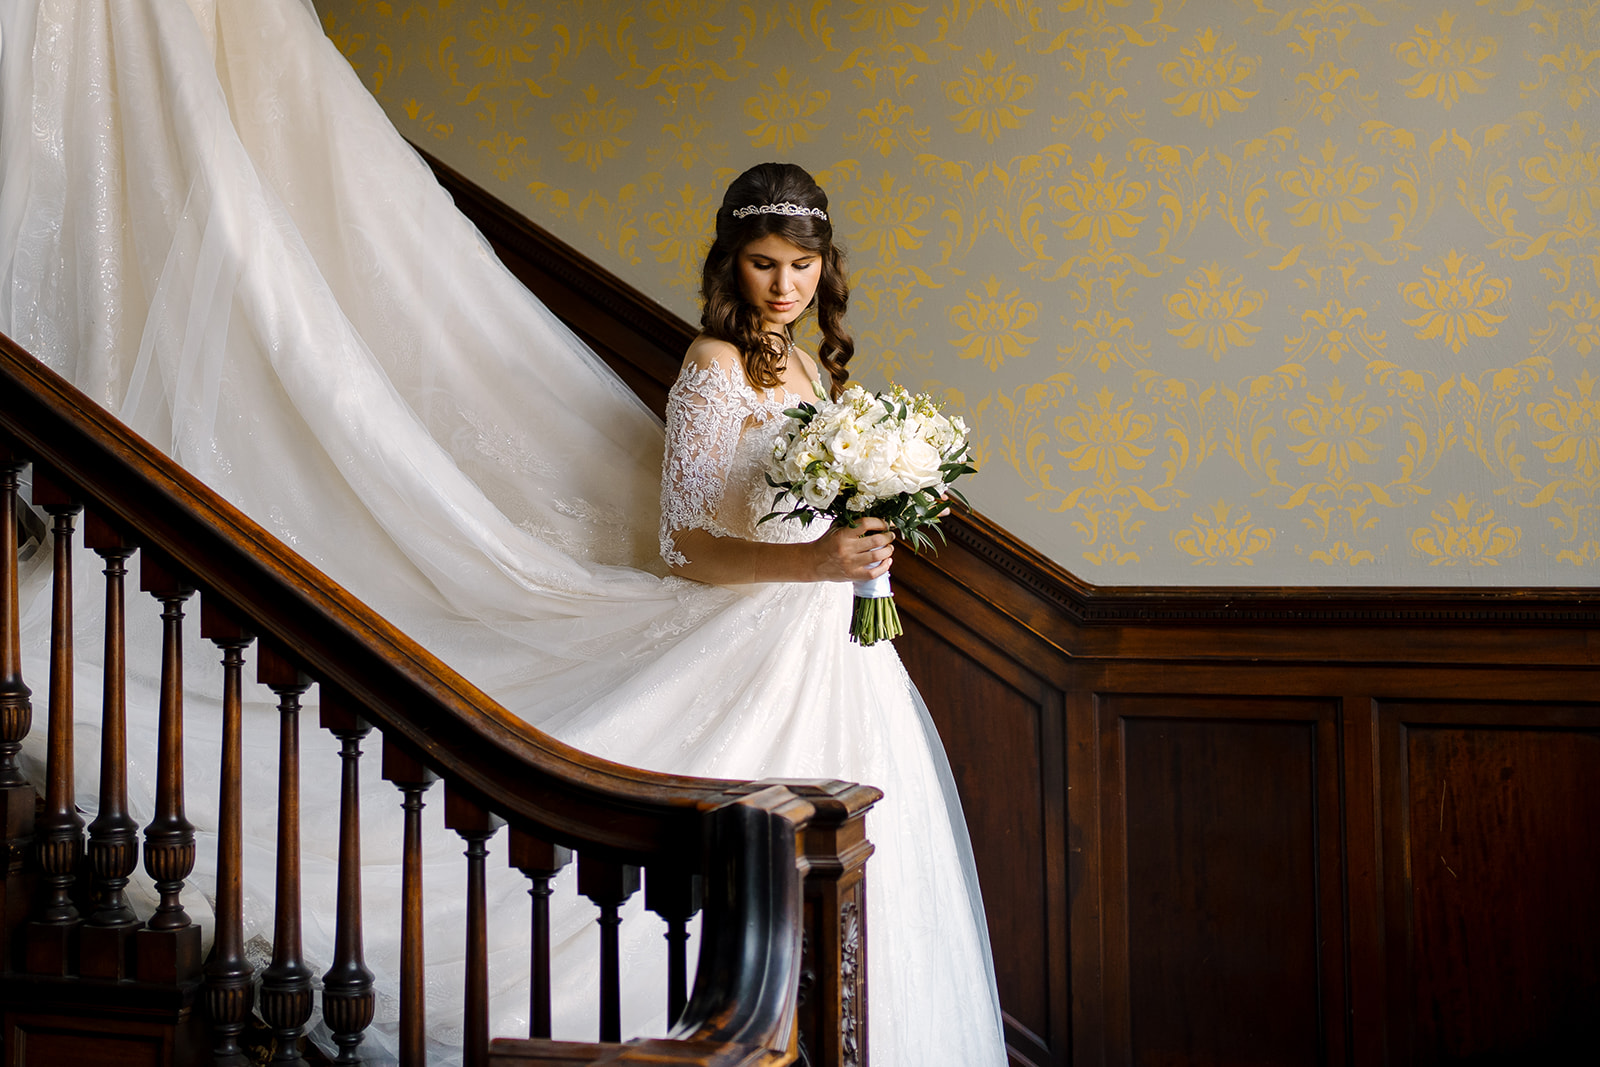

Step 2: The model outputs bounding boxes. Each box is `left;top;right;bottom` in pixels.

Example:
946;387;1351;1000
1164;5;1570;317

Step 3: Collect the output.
0;0;1008;1063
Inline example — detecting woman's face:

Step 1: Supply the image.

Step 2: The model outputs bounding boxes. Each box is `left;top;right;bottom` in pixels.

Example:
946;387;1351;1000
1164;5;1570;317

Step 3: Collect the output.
736;233;820;332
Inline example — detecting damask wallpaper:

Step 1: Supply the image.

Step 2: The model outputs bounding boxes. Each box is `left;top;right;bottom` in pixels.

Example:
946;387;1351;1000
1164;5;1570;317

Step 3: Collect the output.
315;0;1600;586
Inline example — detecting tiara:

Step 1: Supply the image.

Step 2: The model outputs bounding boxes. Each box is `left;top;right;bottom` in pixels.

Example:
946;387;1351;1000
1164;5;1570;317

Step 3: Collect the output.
732;202;829;222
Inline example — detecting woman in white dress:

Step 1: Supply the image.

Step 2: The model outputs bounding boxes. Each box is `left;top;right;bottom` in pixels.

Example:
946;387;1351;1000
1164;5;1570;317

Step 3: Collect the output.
0;1;1007;1062
644;160;1009;1063
662;163;895;598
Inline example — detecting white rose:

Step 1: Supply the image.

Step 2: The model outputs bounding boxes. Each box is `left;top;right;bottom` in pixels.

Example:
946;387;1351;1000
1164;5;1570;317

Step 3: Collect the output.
890;437;943;491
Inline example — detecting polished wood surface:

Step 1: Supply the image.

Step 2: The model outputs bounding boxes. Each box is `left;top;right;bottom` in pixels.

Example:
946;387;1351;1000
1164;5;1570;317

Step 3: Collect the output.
81;514;140;980
24;471;82;975
318;687;377;1065
446;784;507;1065
578;855;643;1043
199;599;256;1061
258;645;315;1062
383;738;437;1067
510;829;573;1040
135;554;201;983
892;554;1600;1067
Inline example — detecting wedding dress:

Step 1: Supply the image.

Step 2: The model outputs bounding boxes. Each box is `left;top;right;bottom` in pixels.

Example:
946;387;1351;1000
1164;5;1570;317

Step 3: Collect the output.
0;0;1007;1063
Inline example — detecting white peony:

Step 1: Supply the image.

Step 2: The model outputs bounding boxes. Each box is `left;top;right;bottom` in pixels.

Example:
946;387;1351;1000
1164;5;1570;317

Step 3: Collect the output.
846;428;901;498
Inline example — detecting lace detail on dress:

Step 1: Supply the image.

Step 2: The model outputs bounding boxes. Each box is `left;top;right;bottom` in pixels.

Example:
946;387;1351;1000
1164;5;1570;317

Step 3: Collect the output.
660;360;811;566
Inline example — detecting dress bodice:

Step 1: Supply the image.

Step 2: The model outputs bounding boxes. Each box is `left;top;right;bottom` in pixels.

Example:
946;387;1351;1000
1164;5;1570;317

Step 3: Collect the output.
660;360;824;565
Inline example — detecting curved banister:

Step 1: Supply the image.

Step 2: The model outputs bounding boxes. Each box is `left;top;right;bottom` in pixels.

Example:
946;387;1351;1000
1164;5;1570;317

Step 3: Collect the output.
0;329;777;857
0;327;881;1064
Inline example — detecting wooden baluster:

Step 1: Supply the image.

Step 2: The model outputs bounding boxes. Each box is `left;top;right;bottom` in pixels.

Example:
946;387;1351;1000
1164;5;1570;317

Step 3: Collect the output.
136;553;202;983
578;854;641;1043
508;829;571;1039
645;865;704;1029
201;597;256;1062
319;686;376;1064
383;741;437;1067
23;468;84;975
80;513;140;980
0;450;35;976
446;786;505;1067
257;644;314;1063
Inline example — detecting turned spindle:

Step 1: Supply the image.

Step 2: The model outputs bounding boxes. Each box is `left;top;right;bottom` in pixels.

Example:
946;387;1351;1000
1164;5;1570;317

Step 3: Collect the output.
135;552;201;983
80;513;140;980
319;687;377;1064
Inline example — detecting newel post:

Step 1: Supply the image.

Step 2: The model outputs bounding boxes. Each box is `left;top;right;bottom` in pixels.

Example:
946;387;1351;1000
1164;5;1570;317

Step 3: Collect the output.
788;782;880;1067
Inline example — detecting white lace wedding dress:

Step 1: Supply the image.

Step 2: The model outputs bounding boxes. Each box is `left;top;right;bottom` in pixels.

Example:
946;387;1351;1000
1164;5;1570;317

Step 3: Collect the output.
0;0;1006;1063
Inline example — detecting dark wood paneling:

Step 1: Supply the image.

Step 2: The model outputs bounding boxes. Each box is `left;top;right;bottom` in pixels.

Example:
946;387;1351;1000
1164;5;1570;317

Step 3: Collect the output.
12;1029;164;1067
1382;701;1600;1065
1101;698;1343;1067
424;154;1600;1067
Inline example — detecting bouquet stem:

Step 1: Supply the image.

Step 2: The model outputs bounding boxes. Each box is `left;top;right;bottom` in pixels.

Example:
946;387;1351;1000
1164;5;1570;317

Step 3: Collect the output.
850;575;903;646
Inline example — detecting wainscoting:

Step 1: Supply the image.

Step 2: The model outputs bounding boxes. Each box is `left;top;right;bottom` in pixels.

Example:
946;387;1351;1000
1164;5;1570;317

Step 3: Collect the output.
429;149;1600;1067
893;513;1600;1067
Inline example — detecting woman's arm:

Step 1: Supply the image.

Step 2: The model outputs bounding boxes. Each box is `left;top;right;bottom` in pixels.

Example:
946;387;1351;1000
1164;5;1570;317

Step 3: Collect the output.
667;520;893;586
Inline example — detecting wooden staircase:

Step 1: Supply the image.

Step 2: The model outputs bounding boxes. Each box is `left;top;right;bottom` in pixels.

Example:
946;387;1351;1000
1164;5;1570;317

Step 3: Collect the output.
0;329;877;1065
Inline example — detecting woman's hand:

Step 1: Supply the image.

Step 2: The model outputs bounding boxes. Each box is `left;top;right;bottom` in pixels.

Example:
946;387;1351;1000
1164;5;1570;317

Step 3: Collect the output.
812;518;894;583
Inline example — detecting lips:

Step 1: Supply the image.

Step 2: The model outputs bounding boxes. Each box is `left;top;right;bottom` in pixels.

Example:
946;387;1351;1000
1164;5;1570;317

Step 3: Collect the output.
767;300;797;314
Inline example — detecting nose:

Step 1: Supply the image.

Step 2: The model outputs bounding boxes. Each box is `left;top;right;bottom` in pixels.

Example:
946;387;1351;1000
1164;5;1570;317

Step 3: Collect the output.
771;267;795;295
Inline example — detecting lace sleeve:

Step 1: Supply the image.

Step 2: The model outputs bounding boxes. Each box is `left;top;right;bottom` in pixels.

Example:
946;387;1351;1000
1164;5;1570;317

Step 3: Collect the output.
660;361;756;567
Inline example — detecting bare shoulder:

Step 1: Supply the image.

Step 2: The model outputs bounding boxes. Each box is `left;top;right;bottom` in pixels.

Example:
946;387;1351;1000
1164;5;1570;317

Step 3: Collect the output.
682;335;744;374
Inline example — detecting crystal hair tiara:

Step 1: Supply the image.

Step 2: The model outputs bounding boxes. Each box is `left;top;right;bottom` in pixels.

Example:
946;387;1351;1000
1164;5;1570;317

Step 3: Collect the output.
731;202;829;222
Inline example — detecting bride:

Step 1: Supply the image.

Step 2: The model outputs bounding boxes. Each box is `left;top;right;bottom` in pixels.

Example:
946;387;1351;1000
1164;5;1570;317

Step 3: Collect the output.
0;0;1007;1064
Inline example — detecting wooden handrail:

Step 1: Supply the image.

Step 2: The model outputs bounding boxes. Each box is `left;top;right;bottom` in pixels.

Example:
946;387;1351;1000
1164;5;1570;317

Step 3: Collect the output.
0;329;774;857
0;328;880;1065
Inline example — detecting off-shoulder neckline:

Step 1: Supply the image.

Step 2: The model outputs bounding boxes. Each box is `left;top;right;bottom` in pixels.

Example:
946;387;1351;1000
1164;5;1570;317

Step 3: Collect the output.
675;358;822;408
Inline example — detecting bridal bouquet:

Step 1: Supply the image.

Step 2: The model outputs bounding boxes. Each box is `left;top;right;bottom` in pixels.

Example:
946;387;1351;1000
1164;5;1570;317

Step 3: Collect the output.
762;383;976;645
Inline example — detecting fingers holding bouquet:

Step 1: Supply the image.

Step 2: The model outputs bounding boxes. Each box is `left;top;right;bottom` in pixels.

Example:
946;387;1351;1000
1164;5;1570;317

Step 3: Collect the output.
815;519;895;583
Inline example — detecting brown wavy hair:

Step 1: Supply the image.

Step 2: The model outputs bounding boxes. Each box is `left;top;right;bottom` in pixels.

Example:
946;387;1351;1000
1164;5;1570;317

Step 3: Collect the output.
699;162;853;397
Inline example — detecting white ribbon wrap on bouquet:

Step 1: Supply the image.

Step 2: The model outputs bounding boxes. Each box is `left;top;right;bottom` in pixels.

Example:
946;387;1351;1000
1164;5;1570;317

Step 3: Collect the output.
852;574;893;599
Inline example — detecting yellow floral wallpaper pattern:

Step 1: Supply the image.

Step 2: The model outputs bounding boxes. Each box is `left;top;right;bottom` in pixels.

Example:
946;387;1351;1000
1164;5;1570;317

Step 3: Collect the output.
317;0;1600;585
